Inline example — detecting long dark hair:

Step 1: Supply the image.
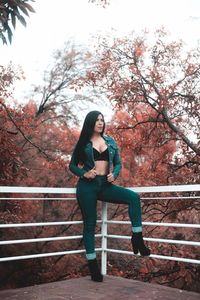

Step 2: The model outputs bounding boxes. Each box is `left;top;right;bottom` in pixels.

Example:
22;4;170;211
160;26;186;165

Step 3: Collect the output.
73;111;105;163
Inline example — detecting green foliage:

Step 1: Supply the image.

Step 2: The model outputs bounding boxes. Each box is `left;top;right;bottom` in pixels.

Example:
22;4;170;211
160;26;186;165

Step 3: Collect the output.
0;0;35;44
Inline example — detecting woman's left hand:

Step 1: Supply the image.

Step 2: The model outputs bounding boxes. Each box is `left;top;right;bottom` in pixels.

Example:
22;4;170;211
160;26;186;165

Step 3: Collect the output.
107;173;114;182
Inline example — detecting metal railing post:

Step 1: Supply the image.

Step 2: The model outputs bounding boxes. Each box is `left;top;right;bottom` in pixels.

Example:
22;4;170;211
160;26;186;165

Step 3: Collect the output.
101;202;107;275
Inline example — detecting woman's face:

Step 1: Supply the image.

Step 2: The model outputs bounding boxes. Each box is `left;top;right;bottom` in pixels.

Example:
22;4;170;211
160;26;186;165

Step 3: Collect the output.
93;114;104;134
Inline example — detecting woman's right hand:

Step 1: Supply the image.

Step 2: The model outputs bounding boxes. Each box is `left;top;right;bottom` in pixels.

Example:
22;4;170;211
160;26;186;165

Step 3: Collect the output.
83;167;97;179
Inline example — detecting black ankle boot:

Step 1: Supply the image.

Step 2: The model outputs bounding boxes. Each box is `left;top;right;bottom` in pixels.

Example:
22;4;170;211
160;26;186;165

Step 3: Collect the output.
88;259;103;282
131;232;151;256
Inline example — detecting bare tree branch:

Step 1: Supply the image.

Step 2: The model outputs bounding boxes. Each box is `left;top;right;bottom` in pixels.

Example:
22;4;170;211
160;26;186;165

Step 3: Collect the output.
0;99;52;160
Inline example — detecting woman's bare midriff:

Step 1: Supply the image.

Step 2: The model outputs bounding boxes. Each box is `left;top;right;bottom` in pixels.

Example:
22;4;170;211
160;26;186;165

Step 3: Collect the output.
94;161;109;175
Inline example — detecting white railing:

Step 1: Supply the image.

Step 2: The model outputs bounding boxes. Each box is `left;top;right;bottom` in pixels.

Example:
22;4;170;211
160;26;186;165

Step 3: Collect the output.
0;184;200;275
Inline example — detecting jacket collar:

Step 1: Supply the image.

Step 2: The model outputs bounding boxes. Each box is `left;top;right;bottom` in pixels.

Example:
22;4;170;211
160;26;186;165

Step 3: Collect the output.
102;134;109;141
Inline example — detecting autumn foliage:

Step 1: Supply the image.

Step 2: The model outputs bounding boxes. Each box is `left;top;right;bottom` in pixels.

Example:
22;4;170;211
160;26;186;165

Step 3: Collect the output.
84;29;200;184
0;30;199;292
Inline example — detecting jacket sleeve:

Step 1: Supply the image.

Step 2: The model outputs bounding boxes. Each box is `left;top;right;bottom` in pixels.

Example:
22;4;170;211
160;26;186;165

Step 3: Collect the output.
69;148;87;178
112;142;122;179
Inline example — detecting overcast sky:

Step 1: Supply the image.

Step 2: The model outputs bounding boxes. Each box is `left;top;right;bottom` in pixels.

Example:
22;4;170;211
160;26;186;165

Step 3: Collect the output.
1;0;200;117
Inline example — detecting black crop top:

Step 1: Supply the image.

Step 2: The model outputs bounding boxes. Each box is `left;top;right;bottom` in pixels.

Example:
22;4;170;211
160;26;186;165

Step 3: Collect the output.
93;147;109;161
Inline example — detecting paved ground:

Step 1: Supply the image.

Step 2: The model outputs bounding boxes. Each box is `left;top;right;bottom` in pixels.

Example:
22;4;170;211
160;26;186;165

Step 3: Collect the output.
0;275;199;300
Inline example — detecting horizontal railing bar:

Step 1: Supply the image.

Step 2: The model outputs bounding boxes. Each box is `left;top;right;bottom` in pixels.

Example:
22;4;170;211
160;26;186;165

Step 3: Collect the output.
0;187;76;194
106;235;200;246
1;221;199;230
144;222;200;228
146;237;200;246
106;249;200;264
106;220;200;228
128;185;200;193
0;221;83;228
141;196;199;200
1;221;198;228
0;184;199;194
0;198;76;201
0;196;199;201
2;234;199;247
0;248;102;262
0;220;102;228
0;234;102;245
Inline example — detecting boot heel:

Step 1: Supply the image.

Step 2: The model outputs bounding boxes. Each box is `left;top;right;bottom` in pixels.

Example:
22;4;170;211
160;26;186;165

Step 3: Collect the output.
131;232;151;256
88;259;103;282
132;244;139;254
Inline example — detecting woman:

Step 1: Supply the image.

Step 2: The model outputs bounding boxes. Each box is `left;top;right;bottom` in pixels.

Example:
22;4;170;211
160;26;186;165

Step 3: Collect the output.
69;111;150;282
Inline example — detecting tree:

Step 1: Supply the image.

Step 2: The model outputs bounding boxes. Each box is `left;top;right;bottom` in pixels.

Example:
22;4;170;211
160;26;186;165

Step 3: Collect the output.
0;64;26;184
84;29;200;183
106;110;177;187
0;60;78;186
33;42;106;120
0;0;35;44
0;64;83;288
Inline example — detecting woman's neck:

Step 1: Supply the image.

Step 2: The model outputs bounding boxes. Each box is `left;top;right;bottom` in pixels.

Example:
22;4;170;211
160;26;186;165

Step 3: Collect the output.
91;132;102;140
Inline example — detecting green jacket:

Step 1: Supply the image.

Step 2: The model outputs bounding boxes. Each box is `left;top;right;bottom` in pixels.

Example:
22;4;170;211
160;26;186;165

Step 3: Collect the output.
69;135;122;179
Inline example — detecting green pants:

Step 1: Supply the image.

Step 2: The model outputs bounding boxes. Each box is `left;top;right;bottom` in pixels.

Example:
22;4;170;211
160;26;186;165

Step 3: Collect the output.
76;175;142;259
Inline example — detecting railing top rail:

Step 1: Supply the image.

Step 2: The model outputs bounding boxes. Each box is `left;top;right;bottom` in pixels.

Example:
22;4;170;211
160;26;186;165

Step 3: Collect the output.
0;187;76;194
128;185;200;193
0;184;199;194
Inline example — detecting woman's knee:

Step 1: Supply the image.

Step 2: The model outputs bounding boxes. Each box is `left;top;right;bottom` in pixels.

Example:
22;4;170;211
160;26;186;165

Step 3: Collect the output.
134;191;140;200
